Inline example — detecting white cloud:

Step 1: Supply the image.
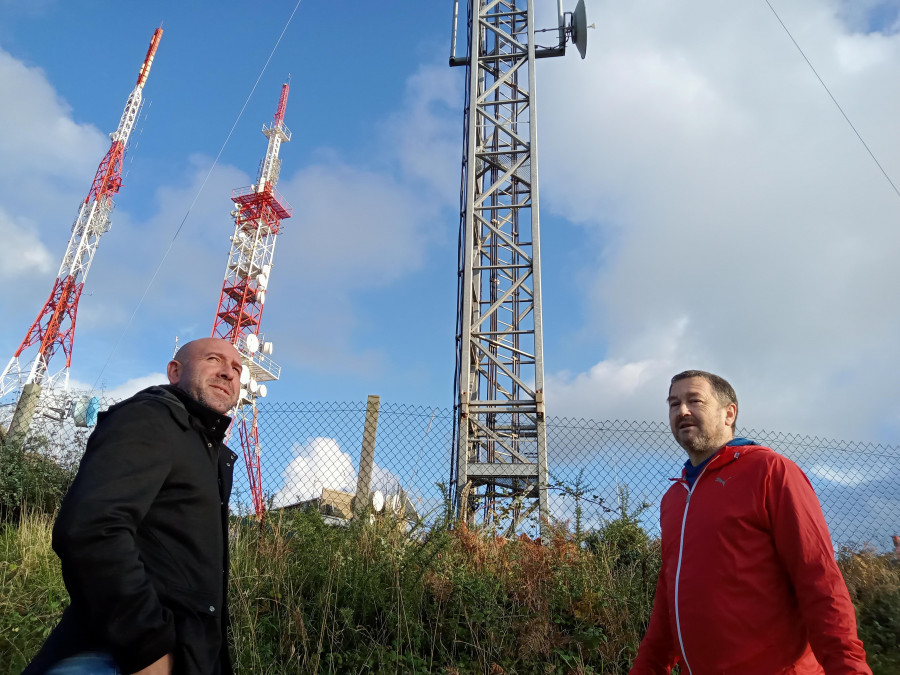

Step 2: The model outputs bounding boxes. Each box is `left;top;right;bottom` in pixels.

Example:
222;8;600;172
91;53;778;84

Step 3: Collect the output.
0;44;110;349
529;0;900;442
380;60;461;202
272;436;402;508
546;318;693;423
281;163;433;286
811;464;872;486
66;373;166;403
266;159;444;373
0;207;53;279
0;46;106;214
101;373;167;402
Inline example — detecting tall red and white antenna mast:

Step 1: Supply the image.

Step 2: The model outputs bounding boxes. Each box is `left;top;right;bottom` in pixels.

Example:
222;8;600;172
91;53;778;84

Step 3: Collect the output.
212;83;292;516
1;28;163;439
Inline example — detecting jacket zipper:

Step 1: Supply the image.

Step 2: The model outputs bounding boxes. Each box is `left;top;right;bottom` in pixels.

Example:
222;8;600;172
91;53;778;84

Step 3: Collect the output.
673;460;715;675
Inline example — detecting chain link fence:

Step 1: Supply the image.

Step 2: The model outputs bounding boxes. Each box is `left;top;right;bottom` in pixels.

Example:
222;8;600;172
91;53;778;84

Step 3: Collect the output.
9;395;900;550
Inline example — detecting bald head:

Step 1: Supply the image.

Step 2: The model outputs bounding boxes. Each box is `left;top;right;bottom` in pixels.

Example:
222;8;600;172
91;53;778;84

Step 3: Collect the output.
167;338;242;414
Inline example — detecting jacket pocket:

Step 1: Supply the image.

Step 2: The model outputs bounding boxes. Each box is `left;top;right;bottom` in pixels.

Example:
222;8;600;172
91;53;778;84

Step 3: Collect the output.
163;584;223;675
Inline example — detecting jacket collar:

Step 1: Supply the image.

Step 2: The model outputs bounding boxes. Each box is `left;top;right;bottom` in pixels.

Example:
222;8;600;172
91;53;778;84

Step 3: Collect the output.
674;438;767;484
129;385;232;444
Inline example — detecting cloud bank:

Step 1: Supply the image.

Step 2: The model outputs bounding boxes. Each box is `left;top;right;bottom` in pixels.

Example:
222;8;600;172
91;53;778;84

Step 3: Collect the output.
272;436;402;508
534;0;900;442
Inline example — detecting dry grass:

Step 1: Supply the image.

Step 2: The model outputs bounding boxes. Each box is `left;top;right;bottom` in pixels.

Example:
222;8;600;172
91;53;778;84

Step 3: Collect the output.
3;510;896;674
0;511;68;675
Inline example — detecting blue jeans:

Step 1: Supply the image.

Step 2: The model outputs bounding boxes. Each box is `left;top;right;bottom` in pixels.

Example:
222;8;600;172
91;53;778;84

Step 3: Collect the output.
45;652;120;675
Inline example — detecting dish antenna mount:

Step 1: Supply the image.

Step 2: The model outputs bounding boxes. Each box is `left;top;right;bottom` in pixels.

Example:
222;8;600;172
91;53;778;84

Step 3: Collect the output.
565;0;592;59
450;0;592;65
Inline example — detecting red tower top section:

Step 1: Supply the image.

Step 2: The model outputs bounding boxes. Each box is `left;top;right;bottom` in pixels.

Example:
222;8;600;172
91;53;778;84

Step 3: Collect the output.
2;28;162;392
136;28;163;89
210;84;292;519
212;85;292;347
273;82;289;127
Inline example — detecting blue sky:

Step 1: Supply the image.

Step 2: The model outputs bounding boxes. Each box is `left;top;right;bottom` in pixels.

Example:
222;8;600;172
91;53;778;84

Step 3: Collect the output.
2;0;900;452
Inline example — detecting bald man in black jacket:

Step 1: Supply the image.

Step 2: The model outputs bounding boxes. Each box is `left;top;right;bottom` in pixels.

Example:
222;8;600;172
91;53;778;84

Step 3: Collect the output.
25;338;242;675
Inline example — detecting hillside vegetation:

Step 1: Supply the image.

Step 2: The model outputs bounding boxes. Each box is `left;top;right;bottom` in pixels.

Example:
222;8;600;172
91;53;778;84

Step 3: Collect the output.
2;505;899;674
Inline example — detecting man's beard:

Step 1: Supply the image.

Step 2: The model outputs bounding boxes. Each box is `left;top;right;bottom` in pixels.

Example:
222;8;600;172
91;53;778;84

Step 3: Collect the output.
180;381;231;414
194;388;216;411
677;427;718;456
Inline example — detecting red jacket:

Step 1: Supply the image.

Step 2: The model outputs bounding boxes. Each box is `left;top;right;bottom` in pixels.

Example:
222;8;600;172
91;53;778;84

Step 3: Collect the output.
630;443;870;674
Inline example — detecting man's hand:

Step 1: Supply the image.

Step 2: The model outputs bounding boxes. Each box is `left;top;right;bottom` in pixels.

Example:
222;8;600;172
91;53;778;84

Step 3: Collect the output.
130;653;173;675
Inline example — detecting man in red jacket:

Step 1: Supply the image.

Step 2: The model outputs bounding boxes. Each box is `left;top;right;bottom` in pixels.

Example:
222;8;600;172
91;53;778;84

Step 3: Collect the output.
630;370;870;674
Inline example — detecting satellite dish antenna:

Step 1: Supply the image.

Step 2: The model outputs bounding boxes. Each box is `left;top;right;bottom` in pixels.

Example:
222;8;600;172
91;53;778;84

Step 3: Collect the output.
571;0;589;59
370;490;385;512
240;365;251;385
245;333;260;354
258;384;268;398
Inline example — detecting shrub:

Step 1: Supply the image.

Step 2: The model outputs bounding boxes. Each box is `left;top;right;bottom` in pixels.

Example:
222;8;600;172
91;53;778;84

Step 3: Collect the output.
227;510;661;673
0;513;69;674
838;547;900;675
0;437;76;524
2;509;896;674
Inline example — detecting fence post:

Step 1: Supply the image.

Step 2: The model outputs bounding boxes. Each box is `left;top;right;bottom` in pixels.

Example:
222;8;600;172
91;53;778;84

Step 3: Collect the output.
354;394;380;517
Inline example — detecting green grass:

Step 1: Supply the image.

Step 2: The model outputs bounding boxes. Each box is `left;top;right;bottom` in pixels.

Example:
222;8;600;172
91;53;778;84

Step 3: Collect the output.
0;512;68;674
2;509;898;674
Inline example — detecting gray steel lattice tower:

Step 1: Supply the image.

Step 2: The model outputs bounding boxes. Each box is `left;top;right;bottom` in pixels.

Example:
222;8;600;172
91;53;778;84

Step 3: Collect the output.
450;1;584;538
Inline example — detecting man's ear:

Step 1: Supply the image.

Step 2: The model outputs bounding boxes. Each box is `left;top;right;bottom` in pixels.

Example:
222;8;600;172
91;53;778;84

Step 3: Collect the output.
724;403;737;428
167;360;181;385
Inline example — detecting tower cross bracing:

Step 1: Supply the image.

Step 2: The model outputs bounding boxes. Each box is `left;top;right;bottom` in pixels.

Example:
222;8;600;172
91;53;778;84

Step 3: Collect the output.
452;0;554;537
212;83;292;517
0;28;163;438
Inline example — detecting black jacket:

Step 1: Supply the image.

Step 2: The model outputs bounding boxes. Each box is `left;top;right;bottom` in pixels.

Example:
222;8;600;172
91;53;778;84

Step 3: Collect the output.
24;385;237;675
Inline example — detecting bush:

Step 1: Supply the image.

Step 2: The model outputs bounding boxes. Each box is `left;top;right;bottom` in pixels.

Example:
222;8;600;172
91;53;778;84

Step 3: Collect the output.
227;509;661;673
0;513;69;674
2;509;896;674
0;438;76;524
838;547;900;675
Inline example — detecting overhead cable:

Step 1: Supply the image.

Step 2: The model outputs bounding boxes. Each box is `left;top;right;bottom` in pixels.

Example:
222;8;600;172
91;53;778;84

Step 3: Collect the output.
763;0;900;201
91;0;304;392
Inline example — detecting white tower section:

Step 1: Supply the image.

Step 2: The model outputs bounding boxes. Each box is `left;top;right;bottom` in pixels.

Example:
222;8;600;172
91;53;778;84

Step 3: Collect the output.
1;28;163;439
212;83;292;516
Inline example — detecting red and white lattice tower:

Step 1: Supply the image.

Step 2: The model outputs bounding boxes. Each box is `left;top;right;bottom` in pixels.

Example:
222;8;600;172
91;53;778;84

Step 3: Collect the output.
1;28;163;438
212;83;292;516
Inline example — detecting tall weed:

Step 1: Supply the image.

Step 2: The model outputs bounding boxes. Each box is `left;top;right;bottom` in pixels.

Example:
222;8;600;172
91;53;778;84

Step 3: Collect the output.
838;547;900;675
2;510;897;674
0;512;68;674
0;439;76;523
227;510;660;673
